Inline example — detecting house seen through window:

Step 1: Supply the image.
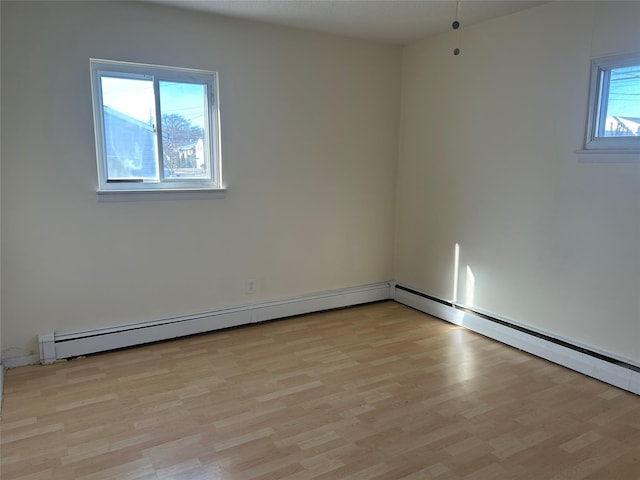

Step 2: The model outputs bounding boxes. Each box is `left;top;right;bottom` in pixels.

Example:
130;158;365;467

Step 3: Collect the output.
90;59;223;192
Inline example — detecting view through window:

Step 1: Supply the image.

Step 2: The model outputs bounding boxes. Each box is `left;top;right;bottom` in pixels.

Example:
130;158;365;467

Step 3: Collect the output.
585;53;640;151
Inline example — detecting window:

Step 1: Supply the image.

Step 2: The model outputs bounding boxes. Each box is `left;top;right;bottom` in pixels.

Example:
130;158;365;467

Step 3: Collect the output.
90;59;223;193
584;53;640;152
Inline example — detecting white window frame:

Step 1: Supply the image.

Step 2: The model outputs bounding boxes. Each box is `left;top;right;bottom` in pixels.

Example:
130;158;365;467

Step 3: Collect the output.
90;59;225;196
583;52;640;153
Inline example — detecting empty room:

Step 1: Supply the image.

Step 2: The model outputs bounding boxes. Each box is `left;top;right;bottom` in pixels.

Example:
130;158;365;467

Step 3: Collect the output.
1;1;639;479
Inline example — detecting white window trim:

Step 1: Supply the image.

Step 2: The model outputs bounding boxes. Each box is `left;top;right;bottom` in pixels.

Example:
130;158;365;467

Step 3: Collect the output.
90;59;225;195
577;52;640;161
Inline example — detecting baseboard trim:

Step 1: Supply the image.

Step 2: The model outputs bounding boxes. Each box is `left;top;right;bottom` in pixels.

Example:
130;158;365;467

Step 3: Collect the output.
393;284;640;395
38;282;392;364
1;355;40;369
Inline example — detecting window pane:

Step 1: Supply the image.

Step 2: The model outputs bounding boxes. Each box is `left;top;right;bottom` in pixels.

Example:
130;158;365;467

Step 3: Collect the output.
159;81;209;179
601;65;640;138
100;76;158;180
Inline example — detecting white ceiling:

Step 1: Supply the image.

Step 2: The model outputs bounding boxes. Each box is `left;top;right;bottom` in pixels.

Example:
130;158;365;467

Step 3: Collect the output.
148;0;546;45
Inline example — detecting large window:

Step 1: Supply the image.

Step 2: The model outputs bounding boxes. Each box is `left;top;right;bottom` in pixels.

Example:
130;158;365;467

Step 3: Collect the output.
90;59;223;193
584;53;640;151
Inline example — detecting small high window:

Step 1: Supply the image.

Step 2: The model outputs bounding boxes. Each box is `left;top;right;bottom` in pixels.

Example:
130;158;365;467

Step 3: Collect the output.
90;59;223;193
584;53;640;151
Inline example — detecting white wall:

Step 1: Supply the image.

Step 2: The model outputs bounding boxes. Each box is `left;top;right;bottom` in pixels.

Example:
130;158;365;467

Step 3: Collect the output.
0;1;401;358
0;0;3;378
396;1;640;364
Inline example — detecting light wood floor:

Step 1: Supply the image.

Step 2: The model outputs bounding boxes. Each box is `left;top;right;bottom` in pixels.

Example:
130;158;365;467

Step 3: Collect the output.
1;301;639;479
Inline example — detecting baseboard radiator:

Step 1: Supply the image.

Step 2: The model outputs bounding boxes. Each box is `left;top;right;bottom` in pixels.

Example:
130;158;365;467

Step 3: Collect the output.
39;283;392;364
35;281;640;394
393;284;640;395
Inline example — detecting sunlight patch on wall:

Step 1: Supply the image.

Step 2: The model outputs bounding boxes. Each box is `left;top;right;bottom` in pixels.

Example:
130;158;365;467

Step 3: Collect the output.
453;243;460;303
465;265;475;307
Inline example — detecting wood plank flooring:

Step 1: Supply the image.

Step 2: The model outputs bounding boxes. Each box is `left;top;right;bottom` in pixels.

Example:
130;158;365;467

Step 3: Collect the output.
1;301;639;479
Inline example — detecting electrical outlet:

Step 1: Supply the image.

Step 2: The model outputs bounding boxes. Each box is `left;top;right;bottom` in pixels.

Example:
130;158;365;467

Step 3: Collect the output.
246;279;257;294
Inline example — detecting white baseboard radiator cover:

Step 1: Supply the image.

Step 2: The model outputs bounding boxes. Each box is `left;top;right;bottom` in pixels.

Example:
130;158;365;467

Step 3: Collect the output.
39;283;392;364
393;284;640;395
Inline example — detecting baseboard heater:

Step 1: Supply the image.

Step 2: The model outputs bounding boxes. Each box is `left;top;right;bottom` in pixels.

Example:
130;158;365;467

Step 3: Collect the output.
393;284;640;395
39;283;392;364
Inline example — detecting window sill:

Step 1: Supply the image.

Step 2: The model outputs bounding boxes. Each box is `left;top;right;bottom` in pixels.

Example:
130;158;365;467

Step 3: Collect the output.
575;149;640;163
97;188;227;202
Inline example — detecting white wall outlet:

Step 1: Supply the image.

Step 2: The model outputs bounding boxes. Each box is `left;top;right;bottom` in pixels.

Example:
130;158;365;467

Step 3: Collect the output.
246;279;257;294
